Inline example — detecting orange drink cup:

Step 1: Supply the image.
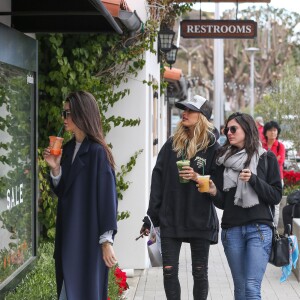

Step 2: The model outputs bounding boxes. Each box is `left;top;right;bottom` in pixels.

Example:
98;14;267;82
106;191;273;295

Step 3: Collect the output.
49;136;64;156
197;175;210;193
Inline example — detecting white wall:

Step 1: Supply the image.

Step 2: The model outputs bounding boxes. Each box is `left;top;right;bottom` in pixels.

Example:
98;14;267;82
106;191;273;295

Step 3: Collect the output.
106;46;167;268
105;2;169;269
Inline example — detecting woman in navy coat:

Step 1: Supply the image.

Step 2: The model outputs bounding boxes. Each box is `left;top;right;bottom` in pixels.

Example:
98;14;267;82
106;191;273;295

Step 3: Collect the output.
43;91;118;300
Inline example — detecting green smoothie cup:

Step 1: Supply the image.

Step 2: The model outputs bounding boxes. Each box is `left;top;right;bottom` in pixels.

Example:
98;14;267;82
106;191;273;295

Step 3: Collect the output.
176;160;190;183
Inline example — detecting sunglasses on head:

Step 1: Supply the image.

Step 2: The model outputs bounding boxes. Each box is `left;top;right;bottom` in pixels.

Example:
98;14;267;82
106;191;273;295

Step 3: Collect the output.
61;110;71;119
224;126;238;135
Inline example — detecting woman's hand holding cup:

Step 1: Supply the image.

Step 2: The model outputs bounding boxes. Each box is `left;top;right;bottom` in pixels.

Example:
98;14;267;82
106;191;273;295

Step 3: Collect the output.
197;177;217;196
43;147;62;176
179;166;198;182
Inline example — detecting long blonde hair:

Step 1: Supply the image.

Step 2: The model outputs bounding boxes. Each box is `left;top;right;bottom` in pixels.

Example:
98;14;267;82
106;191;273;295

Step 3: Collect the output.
172;113;215;159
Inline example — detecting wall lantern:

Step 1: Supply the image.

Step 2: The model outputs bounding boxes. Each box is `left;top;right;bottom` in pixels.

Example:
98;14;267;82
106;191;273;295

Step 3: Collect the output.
165;44;178;69
158;26;175;52
158;26;178;68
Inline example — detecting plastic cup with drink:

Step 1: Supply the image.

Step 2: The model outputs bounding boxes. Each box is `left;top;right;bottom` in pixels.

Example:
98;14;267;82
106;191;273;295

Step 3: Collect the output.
49;136;64;156
176;160;190;183
197;175;210;193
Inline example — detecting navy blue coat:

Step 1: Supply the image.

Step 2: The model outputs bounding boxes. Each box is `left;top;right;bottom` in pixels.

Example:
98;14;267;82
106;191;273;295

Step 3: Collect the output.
52;137;118;300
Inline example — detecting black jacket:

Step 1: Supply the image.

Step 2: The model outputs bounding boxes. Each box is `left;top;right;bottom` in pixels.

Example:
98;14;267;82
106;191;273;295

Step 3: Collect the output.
211;151;282;229
146;138;220;244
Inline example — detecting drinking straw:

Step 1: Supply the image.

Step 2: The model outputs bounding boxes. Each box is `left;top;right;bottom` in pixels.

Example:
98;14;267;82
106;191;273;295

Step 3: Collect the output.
57;125;64;137
202;165;204;175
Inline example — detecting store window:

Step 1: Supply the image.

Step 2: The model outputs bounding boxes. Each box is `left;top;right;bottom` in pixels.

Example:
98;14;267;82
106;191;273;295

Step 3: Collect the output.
0;24;37;292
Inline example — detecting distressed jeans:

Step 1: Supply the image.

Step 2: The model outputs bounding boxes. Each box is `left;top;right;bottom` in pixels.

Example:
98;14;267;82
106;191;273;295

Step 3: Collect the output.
161;237;210;300
221;224;272;300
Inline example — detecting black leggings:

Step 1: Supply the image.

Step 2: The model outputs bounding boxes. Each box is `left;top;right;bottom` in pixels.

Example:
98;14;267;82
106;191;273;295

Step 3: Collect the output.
161;237;210;300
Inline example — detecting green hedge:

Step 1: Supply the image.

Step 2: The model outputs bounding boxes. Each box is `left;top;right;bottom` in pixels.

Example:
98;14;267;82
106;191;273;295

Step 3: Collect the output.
4;242;123;300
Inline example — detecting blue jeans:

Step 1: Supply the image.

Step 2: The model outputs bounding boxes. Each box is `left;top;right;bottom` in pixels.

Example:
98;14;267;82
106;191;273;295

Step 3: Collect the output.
161;237;210;300
221;224;272;300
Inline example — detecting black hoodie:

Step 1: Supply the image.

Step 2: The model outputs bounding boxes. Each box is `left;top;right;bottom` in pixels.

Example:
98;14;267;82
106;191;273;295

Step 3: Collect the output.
146;138;220;244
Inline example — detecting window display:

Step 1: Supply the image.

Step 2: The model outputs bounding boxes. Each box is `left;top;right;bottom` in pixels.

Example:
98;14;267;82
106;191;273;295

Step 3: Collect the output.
0;62;36;285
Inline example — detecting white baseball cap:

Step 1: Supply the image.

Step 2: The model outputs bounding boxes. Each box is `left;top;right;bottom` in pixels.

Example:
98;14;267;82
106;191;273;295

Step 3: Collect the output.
175;95;212;120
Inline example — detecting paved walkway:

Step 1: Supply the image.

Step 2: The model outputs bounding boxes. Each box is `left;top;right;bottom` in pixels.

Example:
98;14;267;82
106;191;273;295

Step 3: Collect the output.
125;209;300;299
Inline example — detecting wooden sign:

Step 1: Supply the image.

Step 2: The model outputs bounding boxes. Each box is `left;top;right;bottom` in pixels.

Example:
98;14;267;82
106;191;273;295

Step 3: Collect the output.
181;20;257;39
174;1;271;3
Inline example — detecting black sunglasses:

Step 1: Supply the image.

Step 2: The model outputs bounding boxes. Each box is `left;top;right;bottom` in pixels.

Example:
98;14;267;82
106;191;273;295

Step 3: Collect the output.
224;126;238;135
61;110;71;119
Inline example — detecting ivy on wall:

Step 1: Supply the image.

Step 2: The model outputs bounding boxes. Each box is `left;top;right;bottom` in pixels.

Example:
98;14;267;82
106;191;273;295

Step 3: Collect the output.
37;2;192;240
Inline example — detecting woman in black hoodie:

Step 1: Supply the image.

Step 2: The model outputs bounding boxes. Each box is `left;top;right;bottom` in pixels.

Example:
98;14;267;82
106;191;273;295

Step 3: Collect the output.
140;95;220;300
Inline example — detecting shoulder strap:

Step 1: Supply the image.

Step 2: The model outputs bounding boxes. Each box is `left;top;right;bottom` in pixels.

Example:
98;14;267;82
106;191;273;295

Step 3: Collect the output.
264;151;268;174
291;203;297;218
264;153;276;227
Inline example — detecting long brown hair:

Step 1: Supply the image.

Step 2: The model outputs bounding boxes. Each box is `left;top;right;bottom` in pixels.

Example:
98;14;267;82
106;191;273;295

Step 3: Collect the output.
173;112;215;159
218;112;260;167
66;91;115;169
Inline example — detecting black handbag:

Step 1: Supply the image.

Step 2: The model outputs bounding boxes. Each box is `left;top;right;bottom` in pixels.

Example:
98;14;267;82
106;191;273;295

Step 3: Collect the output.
268;206;290;267
268;227;290;267
287;189;300;205
264;154;290;267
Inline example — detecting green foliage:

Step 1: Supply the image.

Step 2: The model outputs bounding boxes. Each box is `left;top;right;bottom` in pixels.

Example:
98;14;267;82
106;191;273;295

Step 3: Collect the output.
116;150;143;201
37;31;150;239
255;65;300;150
107;265;122;300
37;150;57;240
283;184;300;196
4;242;56;300
4;242;124;300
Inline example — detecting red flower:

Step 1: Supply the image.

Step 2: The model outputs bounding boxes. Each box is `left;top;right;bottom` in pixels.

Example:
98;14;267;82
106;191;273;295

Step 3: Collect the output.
283;170;300;186
114;267;128;294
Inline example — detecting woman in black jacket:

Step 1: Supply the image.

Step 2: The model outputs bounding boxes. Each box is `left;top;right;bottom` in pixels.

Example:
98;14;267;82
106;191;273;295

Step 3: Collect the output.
140;95;220;300
204;112;282;300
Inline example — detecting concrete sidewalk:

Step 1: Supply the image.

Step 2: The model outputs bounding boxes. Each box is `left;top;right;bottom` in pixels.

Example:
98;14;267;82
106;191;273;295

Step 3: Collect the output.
126;243;300;299
125;210;300;299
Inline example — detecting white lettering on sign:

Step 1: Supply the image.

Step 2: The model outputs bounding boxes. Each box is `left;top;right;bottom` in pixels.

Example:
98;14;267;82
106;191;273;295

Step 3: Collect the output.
7;183;24;209
185;24;252;34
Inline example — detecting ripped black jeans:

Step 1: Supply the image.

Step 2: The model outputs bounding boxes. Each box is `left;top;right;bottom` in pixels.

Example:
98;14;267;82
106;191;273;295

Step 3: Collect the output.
161;237;210;300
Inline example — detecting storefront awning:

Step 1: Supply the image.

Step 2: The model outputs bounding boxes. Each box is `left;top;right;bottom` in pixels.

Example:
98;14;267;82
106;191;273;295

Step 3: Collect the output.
173;1;270;3
0;0;139;34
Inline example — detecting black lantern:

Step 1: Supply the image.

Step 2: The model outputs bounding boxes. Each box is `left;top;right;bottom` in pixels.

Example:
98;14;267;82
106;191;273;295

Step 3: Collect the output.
165;45;178;69
158;26;175;53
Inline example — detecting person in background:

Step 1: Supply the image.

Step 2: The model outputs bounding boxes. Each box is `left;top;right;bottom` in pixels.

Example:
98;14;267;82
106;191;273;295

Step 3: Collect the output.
205;112;282;300
255;116;266;145
140;95;220;300
43;91;118;300
218;125;227;146
263;120;286;226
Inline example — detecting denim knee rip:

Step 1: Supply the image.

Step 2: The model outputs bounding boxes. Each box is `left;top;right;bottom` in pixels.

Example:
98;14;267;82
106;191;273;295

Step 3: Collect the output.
163;265;178;277
192;264;208;280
